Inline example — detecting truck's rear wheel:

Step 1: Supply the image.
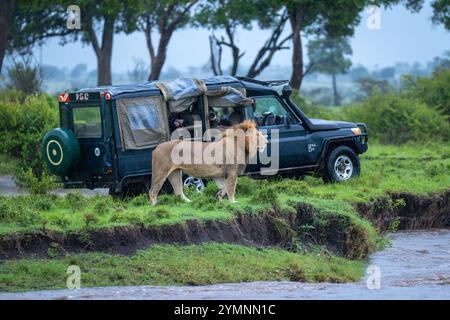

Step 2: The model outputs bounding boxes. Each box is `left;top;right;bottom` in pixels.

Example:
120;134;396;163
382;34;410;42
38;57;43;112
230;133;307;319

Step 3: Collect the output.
323;145;360;183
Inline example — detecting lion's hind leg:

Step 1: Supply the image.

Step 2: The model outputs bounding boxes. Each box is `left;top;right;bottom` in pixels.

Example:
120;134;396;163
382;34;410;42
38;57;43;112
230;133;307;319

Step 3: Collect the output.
168;169;190;202
214;178;227;201
149;167;171;206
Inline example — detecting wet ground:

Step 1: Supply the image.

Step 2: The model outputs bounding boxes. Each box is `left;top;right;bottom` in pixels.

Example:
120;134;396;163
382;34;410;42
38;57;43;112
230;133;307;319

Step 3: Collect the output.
0;229;449;300
0;175;108;197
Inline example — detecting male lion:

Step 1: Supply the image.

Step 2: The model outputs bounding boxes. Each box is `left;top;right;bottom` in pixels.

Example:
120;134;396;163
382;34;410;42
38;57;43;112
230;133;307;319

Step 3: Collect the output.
149;120;267;205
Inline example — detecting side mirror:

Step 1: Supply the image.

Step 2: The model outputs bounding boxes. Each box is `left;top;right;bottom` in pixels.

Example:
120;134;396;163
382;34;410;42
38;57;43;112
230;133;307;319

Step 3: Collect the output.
282;85;292;98
285;115;291;129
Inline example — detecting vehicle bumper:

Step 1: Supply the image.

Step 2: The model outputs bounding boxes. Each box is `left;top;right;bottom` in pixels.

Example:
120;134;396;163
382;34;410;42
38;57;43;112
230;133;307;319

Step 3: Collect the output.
356;123;369;154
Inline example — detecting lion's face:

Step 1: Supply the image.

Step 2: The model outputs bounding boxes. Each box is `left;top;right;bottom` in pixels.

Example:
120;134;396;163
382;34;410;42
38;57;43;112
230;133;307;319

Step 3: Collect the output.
256;129;268;152
245;127;267;153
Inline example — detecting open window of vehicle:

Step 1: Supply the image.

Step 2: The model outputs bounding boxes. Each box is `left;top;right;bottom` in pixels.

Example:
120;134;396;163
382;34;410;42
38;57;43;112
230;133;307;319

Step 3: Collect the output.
253;96;298;127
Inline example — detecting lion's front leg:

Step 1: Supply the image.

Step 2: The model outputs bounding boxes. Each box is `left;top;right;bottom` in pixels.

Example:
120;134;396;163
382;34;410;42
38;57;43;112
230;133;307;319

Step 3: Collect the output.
225;173;238;203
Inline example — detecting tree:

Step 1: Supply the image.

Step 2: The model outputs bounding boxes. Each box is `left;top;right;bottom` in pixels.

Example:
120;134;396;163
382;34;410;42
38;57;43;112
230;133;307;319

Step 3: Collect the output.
307;36;352;105
138;0;198;81
350;65;370;80
64;0;139;85
356;77;391;98
197;0;292;78
284;0;369;90
431;0;449;30
6;55;43;93
282;0;427;90
1;0;69;76
432;51;450;72
4;1;138;86
0;0;15;76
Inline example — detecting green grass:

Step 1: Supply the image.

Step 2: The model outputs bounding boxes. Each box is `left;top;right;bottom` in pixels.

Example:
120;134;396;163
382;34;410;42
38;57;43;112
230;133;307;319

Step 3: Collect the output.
0;143;448;292
0;243;365;292
0;154;18;175
0;143;448;237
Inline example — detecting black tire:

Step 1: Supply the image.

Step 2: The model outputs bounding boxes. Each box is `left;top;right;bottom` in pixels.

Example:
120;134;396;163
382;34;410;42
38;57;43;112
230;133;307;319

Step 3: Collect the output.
323;145;360;183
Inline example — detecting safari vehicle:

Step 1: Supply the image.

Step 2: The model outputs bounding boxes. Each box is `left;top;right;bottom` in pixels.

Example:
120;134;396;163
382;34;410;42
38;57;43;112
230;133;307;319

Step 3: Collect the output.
42;76;368;196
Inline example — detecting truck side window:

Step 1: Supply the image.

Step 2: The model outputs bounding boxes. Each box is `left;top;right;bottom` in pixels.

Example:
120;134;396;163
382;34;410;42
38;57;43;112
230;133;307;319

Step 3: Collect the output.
73;106;102;138
253;96;296;127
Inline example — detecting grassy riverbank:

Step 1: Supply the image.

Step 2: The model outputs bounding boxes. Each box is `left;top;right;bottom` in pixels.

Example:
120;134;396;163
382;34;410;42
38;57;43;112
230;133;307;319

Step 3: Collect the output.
0;143;448;236
0;243;365;292
0;143;448;292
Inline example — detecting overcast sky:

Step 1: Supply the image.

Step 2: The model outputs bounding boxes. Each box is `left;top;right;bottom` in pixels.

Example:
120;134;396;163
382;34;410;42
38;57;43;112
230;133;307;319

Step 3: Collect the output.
35;0;450;73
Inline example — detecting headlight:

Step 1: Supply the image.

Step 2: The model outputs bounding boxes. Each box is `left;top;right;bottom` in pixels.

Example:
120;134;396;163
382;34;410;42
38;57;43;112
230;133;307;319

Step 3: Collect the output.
351;127;361;135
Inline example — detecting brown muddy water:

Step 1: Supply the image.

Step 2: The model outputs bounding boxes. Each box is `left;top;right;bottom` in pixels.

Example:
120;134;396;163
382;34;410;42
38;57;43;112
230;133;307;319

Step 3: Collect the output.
0;229;449;300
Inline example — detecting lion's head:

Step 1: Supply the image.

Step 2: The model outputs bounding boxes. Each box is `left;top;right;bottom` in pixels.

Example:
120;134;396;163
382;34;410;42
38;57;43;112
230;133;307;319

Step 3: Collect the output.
232;120;268;155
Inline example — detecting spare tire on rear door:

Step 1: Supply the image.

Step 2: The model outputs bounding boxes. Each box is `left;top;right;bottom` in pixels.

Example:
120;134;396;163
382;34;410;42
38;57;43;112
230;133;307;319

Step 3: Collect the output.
42;128;80;175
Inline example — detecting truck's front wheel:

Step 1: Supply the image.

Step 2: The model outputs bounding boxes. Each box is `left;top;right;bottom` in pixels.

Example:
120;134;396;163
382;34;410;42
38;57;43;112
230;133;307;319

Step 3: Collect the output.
323;145;360;182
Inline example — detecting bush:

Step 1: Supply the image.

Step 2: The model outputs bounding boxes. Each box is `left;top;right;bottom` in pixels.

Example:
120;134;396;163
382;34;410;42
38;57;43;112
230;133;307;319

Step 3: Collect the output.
291;92;340;120
343;93;449;144
14;168;57;194
0;91;58;176
402;69;450;119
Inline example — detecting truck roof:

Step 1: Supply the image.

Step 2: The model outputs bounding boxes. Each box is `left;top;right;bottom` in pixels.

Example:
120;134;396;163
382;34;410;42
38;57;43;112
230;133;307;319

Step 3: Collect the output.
73;76;283;98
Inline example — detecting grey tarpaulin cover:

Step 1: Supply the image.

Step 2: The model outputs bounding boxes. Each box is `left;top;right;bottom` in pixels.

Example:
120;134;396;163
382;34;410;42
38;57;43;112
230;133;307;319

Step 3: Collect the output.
156;77;251;112
155;78;207;113
117;96;169;150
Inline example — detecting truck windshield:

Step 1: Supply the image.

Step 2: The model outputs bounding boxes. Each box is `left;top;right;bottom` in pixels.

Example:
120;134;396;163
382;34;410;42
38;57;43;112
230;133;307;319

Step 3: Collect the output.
73;106;102;138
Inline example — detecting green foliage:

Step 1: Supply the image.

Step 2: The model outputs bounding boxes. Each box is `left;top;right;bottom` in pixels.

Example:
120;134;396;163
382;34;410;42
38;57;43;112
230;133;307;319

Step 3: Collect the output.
14;168;57;195
430;0;450;30
64;192;88;212
355;77;391;98
402;68;450;118
0;91;58;175
251;184;280;208
344;93;449;144
0;153;18;175
83;212;99;228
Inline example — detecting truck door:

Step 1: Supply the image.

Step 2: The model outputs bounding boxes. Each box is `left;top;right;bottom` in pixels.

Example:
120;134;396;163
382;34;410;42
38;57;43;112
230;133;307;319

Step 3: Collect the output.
68;99;113;185
111;94;170;185
246;95;308;174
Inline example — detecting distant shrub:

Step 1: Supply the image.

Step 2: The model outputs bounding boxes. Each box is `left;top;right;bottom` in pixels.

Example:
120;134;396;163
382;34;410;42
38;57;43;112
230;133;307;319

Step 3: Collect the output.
343;93;449;144
291;93;340;120
402;69;450;119
6;58;43;94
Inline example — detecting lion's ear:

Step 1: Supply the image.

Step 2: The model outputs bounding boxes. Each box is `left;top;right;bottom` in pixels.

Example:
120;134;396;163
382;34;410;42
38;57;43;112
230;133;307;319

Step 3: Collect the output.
236;120;256;132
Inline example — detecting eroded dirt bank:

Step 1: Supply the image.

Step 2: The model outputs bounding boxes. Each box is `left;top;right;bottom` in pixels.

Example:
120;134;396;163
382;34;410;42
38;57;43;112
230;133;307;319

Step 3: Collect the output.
0;190;448;261
358;190;450;231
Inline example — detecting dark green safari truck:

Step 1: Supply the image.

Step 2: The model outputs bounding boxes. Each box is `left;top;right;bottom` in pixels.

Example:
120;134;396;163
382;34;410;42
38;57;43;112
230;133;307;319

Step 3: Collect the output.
42;76;368;197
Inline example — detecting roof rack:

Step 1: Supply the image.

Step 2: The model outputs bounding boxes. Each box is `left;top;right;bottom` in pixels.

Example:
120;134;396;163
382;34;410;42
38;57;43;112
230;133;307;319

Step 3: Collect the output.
236;76;290;86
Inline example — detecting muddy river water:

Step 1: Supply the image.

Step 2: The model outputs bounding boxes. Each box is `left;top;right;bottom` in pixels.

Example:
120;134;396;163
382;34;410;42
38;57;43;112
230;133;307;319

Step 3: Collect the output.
0;229;449;300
